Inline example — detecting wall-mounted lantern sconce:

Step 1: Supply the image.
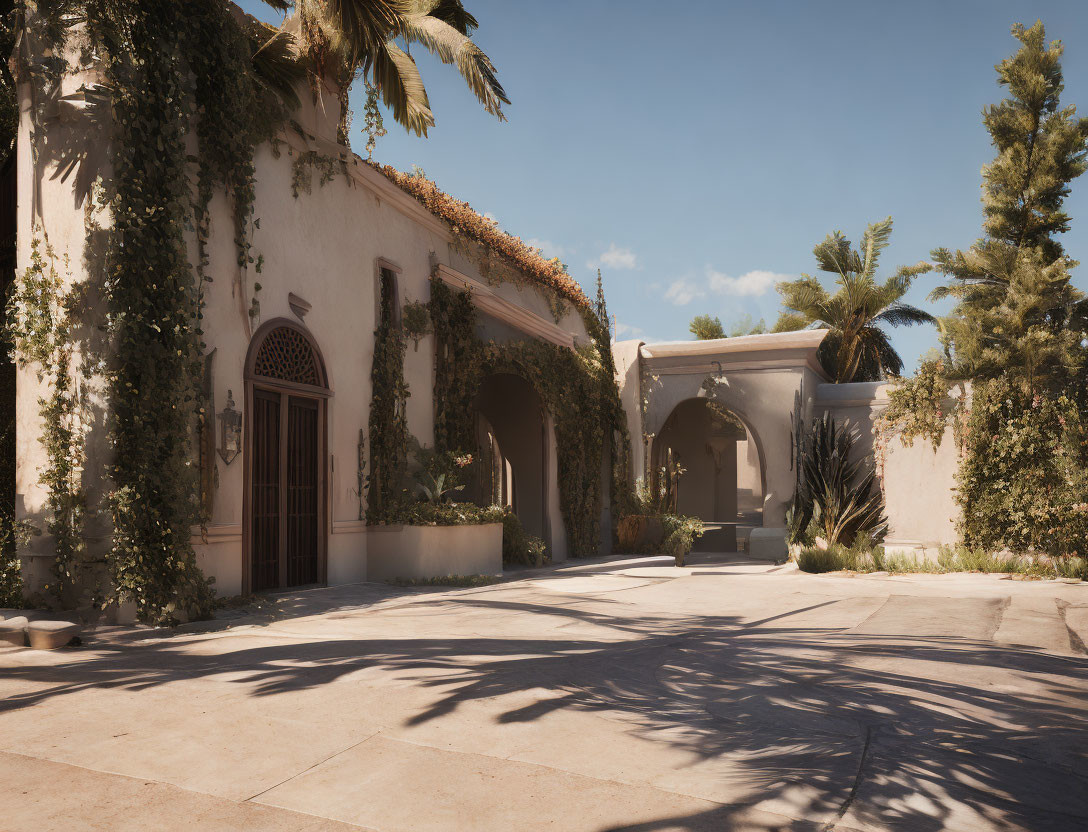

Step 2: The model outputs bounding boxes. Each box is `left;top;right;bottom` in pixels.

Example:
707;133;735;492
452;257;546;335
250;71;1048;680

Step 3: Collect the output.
712;361;726;384
217;390;242;465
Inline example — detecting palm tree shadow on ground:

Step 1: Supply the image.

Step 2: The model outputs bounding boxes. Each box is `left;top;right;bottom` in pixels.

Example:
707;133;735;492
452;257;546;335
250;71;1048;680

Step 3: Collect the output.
3;596;1087;831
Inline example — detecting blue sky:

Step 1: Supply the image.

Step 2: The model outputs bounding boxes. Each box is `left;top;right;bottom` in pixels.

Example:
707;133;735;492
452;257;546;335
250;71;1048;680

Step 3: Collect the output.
239;0;1088;373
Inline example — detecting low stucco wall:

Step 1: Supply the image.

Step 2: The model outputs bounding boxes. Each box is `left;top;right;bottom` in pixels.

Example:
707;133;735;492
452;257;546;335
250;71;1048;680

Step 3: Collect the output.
817;382;961;549
367;523;503;582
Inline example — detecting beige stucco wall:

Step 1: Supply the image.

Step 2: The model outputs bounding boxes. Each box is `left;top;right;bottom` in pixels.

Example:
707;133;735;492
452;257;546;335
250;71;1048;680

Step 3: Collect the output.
816;382;961;550
626;332;829;529
16;55;595;597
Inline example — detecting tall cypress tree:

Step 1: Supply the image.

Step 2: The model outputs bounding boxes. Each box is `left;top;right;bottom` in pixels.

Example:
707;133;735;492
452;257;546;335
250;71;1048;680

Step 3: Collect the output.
931;21;1088;393
928;22;1088;558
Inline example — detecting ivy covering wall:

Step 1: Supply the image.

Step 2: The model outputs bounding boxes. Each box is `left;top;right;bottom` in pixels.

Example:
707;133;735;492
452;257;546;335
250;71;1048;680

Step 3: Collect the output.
6;1;300;622
429;276;632;557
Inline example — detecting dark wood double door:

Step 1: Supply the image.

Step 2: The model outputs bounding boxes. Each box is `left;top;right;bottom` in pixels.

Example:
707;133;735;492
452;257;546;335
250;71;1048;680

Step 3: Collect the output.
251;388;323;591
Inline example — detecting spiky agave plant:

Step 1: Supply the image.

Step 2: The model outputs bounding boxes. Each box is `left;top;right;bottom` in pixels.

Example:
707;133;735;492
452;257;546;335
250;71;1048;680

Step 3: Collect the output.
799;413;888;547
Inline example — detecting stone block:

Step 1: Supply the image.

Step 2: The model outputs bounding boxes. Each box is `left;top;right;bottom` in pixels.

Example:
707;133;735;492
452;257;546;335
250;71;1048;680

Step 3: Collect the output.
27;620;80;650
0;616;28;647
748;527;787;560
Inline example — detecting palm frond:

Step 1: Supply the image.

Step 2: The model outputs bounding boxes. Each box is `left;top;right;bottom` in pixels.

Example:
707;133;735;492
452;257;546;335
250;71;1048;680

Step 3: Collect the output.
859;216;893;278
407;0;479;34
873;303;936;328
777;275;830;318
252;30;307;110
319;0;407;65
771;312;811;333
401;12;508;118
858;326;903;378
365;39;434;135
813;231;854;277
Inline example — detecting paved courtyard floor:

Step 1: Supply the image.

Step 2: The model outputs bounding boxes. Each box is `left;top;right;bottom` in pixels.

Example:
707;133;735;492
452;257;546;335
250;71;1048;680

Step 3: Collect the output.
2;554;1088;831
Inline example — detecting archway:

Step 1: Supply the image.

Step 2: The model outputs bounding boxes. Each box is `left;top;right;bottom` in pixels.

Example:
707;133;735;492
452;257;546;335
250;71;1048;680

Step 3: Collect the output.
243;320;330;592
473;373;546;540
651;398;764;551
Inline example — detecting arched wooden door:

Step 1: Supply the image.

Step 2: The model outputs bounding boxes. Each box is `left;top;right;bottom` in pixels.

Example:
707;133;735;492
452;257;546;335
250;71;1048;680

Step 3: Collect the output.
244;321;330;592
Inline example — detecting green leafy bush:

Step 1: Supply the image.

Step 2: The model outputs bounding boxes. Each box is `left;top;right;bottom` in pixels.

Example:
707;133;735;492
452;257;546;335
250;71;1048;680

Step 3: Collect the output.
660;515;704;566
395;501;505;527
796;539;1088;580
958;380;1088;559
796;536;881;573
502;512;547;567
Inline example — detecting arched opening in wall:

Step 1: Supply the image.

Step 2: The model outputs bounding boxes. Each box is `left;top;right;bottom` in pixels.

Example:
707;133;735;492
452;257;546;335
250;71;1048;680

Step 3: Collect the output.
244;320;330;593
472;373;547;543
652;398;764;552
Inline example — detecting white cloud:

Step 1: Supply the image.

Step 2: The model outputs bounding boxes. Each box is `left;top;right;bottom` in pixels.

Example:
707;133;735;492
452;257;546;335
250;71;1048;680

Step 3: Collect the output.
588;243;638;271
664;279;704;306
706;269;789;297
615;322;643;338
526;238;565;258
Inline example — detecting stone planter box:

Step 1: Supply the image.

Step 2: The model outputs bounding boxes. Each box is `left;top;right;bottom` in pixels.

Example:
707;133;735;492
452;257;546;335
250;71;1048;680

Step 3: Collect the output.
616;515;664;551
367;523;503;582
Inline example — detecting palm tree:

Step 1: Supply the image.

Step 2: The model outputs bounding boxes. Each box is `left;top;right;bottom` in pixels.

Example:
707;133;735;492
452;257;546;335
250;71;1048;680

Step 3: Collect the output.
266;0;509;136
774;217;935;383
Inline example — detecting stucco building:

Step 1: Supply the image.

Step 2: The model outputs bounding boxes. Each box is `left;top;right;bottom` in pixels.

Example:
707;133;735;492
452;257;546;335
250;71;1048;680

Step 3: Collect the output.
614;333;961;557
10;30;607;604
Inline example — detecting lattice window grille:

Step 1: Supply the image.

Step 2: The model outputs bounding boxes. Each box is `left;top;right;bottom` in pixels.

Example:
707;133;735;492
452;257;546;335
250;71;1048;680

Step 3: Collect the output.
252;327;323;386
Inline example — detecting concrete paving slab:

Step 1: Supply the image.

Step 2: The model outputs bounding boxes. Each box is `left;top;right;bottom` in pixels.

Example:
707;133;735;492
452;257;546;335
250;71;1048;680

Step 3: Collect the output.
3;559;1088;831
1062;603;1088;652
0;750;364;831
850;594;1007;640
255;733;727;832
994;594;1071;653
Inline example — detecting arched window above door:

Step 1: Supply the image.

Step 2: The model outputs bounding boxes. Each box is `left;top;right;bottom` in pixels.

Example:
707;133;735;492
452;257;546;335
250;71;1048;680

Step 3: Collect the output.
249;323;328;390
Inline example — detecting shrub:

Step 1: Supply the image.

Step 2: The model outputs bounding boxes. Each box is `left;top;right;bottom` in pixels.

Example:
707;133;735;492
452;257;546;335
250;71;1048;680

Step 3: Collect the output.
396;501;505;526
957;380;1088;559
660;514;704;566
790;413;888;547
502;511;548;567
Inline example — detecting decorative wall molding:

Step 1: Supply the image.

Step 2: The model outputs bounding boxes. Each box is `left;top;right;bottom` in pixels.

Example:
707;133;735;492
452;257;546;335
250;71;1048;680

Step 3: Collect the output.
435;265;576;350
288;292;311;320
641;330;830;378
332;520;368;535
190;524;243;546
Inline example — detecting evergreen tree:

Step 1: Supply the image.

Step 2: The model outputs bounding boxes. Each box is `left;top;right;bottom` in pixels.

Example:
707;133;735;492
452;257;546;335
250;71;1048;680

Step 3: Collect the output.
689;314;725;340
924;22;1088;558
931;21;1088;393
594;269;609;331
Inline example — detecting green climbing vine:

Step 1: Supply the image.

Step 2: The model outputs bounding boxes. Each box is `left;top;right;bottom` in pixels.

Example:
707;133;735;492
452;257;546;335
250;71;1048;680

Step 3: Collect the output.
81;1;214;623
5;235;88;606
367;276;410;523
877;358;955;450
429;276;632;556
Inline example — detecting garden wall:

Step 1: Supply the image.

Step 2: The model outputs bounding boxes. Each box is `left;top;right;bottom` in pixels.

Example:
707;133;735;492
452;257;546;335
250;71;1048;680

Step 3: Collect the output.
816;382;960;554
